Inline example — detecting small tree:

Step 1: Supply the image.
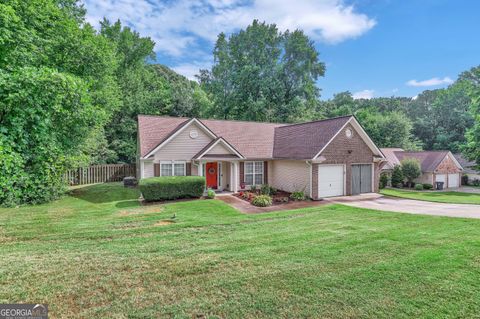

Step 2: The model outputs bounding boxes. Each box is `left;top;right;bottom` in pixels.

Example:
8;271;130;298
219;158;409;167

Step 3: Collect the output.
391;165;404;187
401;158;422;188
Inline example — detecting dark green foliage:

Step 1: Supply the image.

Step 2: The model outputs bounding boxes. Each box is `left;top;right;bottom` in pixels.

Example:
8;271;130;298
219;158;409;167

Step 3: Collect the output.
422;183;433;190
200;20;325;122
251;194;273;207
391;166;404;187
461;174;469;186
461;66;480;164
379;173;389;189
260;184;277;196
414;184;424;191
401;158;422;187
290;191;306;201
472;179;480;186
139;176;205;201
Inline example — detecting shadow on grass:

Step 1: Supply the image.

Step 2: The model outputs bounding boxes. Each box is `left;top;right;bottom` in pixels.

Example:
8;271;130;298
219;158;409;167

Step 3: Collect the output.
69;183;140;204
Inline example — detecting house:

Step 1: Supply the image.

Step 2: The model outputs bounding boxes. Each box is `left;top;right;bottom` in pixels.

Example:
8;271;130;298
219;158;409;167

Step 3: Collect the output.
381;148;463;188
137;115;386;199
454;154;480;183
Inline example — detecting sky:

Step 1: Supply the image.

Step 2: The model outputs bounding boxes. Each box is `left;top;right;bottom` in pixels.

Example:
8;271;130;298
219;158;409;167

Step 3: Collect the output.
82;0;480;99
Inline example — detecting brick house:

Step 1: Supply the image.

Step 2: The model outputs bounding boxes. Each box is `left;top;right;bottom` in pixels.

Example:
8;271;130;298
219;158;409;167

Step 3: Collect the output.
137;115;386;199
381;148;463;188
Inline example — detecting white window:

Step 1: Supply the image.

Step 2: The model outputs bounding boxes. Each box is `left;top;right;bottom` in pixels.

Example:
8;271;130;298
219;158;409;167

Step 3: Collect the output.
160;161;186;176
245;161;263;186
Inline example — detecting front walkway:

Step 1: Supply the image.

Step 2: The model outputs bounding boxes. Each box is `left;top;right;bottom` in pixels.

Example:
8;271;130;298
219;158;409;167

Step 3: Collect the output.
329;193;480;219
217;195;328;214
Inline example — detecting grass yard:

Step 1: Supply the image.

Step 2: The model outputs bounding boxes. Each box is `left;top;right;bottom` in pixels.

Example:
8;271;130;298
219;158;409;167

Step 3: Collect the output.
1;183;480;318
381;188;480;205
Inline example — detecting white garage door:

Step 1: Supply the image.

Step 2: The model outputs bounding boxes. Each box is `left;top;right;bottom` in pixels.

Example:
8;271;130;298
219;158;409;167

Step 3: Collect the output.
318;165;344;198
435;174;446;184
448;174;459;188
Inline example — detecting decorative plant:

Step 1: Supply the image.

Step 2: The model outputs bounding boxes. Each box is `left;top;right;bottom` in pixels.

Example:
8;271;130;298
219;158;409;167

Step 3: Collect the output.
290;191;306;201
422;183;433;190
252;195;272;207
250;185;257;193
391;165;404;187
414;183;424;190
207;188;216;199
379;173;389;189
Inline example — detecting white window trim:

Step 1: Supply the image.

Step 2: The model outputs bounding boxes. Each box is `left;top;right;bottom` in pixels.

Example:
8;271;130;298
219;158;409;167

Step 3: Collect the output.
244;161;264;186
160;161;186;176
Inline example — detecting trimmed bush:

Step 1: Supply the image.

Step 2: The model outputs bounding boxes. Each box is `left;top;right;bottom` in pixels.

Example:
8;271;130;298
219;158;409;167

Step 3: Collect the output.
290;191;306;201
473;179;480;186
252;195;272;207
139;176;205;201
414;183;424;190
422;183;433;190
391;165;404;187
207;189;216;199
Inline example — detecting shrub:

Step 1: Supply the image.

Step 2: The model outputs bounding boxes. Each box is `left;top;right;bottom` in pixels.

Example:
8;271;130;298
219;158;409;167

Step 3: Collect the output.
473;179;480;186
260;184;271;195
462;174;469;186
391;165;404;187
422;183;433;190
379;173;389;189
251;195;272;207
400;158;421;187
290;191;306;201
139;176;205;201
207;189;215;199
250;185;258;193
414;183;424;190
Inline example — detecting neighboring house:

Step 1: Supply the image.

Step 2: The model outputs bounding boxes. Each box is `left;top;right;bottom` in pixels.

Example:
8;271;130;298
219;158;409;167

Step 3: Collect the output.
137;115;386;199
381;148;463;188
454;154;480;182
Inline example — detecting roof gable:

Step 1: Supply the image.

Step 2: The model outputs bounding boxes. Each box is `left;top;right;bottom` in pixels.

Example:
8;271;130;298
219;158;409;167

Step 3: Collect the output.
273;116;352;159
393;151;463;172
193;137;244;159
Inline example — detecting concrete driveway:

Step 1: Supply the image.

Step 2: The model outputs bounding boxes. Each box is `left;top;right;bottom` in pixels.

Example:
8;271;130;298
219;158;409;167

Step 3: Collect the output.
329;193;480;219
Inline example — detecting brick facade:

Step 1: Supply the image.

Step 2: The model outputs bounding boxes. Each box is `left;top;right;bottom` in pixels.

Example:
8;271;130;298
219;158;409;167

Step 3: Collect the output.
312;124;378;199
433;154;461;186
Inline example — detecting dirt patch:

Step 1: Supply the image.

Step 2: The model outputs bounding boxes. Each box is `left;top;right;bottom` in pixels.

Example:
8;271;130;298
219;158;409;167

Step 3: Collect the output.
154;220;175;226
118;206;164;217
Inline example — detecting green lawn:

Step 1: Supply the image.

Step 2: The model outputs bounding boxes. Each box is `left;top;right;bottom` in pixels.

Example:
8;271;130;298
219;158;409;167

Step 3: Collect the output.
381;188;480;204
1;183;480;318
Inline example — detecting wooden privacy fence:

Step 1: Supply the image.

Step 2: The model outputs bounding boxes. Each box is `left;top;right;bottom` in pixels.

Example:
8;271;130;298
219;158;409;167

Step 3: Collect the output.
64;164;136;186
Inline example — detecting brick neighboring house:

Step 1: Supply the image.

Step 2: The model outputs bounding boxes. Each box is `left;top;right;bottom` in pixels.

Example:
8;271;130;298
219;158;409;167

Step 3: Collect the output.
454;154;480;183
137;115;386;199
381;148;464;188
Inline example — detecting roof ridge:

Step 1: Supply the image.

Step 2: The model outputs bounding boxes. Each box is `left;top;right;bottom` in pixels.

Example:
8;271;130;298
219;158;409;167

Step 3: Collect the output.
278;115;352;129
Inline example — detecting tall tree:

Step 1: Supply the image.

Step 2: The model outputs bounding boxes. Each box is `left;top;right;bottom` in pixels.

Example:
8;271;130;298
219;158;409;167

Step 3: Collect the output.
0;0;119;206
462;66;480;164
200;20;325;122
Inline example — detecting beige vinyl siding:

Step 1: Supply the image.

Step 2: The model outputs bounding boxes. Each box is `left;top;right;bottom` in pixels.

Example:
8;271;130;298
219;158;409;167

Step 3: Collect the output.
143;161;154;178
154;122;213;161
206;143;233;155
270;160;310;195
414;172;433;185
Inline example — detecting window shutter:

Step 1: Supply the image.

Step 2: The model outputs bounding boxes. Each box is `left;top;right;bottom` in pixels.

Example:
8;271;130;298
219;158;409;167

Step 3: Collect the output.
239;162;244;185
186;162;191;176
154;163;160;177
264;161;268;184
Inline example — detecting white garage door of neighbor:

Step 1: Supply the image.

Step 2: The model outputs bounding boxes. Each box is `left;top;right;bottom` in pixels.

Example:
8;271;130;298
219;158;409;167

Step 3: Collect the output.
448;174;459;188
436;174;446;184
318;165;344;198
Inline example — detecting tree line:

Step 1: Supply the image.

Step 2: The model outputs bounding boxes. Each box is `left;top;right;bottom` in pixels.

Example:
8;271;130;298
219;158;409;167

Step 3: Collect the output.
1;0;478;206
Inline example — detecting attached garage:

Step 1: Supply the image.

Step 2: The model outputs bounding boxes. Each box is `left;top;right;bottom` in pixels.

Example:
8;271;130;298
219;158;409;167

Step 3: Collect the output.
351;164;373;195
435;174;446;185
447;173;460;188
318;165;344;198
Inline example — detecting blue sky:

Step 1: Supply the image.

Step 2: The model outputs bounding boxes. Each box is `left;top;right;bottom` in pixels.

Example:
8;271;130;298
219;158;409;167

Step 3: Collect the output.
83;0;480;99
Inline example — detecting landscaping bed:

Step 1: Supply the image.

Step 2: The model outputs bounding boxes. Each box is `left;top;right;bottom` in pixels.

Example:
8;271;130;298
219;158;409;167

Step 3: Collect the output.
234;185;308;207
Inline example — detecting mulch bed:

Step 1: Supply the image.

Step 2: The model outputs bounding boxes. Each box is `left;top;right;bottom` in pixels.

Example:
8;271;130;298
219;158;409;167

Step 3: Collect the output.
234;190;293;206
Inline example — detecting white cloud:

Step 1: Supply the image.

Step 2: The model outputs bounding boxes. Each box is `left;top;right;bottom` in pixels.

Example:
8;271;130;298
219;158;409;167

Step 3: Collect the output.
406;77;454;87
352;89;374;99
82;0;376;57
171;59;212;80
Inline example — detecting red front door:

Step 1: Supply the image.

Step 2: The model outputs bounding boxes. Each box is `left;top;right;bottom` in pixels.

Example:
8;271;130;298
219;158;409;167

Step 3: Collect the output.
206;162;218;189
